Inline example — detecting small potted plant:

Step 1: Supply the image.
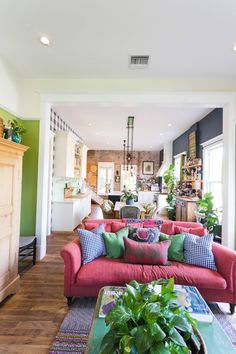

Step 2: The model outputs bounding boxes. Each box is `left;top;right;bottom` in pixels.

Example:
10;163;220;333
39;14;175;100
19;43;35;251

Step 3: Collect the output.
11;119;26;143
100;278;206;354
163;164;177;220
120;189;137;205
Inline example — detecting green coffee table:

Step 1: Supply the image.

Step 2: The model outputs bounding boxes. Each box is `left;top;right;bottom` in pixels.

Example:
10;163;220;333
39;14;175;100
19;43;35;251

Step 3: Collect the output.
86;287;236;354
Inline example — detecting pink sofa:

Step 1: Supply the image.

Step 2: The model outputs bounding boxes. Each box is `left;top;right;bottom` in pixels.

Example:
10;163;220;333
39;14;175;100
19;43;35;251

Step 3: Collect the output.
61;219;236;313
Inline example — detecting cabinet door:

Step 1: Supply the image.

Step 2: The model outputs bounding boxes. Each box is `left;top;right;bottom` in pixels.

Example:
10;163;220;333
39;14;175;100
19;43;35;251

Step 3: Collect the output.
0;153;21;291
176;201;181;221
181;202;187;221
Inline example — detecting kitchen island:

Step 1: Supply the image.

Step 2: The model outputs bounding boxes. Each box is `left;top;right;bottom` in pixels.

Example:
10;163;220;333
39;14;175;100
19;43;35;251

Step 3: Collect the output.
52;193;91;232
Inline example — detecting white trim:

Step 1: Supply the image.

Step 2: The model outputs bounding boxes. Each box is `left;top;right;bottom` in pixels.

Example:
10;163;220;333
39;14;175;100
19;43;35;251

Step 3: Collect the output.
36;92;236;257
173;151;187;159
201;134;223;148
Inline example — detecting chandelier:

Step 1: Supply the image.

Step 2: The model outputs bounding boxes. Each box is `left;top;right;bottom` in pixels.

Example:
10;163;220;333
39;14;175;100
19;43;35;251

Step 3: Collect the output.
123;116;134;171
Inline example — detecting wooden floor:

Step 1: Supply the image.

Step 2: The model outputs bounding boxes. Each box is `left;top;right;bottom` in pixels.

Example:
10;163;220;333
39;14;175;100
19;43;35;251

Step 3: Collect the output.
0;205;103;354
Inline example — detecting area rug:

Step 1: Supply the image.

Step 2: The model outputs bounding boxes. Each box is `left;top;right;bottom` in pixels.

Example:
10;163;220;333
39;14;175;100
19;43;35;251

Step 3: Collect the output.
49;299;236;354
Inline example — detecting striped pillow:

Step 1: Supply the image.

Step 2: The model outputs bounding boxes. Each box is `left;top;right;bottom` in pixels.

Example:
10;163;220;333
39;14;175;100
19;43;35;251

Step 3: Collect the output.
184;233;217;271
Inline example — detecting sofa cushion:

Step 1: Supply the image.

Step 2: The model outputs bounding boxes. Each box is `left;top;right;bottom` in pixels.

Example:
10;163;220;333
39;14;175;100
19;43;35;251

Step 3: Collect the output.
184;233;217;271
175;226;205;236
124;238;170;265
111;221;126;233
128;227;160;243
77;224;106;265
76;257;226;290
160;222;175;235
103;227;129;258
84;221;112;232
159;233;185;262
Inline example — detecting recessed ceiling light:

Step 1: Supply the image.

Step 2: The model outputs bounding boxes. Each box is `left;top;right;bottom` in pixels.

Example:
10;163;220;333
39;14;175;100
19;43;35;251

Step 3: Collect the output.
88;122;92;127
168;123;172;127
233;44;236;52
40;36;50;46
149;145;153;149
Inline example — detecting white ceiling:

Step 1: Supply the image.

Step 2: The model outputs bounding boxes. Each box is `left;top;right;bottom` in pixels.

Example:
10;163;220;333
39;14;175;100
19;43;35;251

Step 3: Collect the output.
54;103;211;150
0;0;236;78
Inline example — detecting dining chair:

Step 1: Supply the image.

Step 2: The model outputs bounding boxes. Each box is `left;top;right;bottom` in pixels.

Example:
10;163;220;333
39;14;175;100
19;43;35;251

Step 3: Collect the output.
120;205;141;219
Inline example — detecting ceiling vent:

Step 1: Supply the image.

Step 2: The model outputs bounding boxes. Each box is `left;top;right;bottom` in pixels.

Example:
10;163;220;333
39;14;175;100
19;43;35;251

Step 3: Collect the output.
129;55;149;69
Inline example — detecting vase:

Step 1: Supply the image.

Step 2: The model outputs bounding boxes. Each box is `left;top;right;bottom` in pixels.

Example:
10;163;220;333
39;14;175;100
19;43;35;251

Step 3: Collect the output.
12;132;21;144
126;198;134;205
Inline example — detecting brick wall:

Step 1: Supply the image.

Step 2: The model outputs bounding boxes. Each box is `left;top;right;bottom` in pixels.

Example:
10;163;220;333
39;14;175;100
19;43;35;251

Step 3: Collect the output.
87;150;160;191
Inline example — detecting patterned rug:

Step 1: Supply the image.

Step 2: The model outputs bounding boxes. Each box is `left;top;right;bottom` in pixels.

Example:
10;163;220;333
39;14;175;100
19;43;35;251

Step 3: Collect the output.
49;299;236;354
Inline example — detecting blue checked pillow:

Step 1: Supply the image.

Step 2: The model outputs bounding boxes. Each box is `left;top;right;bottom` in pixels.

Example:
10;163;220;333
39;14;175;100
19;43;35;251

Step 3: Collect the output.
184;233;217;271
77;224;106;265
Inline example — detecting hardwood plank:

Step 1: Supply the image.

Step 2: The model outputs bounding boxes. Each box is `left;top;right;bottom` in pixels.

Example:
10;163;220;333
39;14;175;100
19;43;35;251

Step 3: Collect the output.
0;206;102;354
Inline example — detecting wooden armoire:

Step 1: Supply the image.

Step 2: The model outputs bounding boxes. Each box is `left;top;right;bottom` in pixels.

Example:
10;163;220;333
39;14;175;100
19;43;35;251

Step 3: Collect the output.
0;138;28;302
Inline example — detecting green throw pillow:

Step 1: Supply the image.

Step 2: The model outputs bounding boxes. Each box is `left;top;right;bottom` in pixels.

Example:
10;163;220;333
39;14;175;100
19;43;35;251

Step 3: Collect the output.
159;232;185;262
103;227;129;258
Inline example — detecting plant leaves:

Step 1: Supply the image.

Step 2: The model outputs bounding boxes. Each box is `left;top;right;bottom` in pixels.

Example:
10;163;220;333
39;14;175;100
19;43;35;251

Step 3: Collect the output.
169;327;187;347
149;342;169;354
119;335;134;354
134;326;153;353
126;284;141;301
149;322;166;342
170;315;192;333
105;305;132;325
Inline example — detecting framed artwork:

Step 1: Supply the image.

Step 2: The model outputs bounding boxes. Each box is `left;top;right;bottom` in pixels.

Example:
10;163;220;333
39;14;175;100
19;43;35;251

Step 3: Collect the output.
115;175;120;183
142;161;154;175
188;131;197;159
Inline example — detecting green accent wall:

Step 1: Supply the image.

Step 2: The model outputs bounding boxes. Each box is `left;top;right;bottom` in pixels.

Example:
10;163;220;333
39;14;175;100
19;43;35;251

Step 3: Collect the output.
20;121;40;236
0;106;21;124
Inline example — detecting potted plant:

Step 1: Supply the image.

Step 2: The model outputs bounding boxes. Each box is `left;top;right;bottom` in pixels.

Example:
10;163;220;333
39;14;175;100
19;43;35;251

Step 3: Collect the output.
100;278;206;354
121;189;137;205
163;164;177;220
11;119;26;143
196;192;219;234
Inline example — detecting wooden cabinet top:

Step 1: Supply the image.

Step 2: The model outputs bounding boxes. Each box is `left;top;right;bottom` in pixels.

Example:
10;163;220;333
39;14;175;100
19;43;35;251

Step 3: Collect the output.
0;137;28;155
176;196;200;202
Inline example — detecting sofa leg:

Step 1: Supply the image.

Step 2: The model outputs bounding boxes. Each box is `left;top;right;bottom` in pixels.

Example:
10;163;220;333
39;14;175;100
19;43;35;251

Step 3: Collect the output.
67;296;73;306
230;304;235;315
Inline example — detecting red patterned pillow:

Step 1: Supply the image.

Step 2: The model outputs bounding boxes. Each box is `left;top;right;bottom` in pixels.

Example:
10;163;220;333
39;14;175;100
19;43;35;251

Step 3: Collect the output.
123;238;170;265
111;222;126;233
160;222;175;235
174;226;205;236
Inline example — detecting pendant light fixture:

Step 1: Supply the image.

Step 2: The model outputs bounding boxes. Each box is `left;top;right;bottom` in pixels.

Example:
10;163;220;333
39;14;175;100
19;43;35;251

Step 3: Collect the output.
123;116;134;170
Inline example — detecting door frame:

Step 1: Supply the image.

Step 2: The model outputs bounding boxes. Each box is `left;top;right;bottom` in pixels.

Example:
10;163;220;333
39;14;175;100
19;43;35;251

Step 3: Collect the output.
36;92;236;259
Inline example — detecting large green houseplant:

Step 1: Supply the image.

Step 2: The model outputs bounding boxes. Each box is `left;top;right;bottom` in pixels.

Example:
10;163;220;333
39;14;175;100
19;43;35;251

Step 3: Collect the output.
196;192;219;234
100;278;204;354
163;164;176;220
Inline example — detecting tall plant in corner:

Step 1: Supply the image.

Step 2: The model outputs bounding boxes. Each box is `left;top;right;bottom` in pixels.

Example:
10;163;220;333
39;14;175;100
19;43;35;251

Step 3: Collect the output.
163;164;176;220
196;192;219;233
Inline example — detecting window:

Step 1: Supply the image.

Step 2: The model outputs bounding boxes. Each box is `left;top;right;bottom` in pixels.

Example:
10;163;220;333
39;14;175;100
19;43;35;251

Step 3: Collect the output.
120;165;137;191
174;153;186;181
97;162;114;194
203;139;223;212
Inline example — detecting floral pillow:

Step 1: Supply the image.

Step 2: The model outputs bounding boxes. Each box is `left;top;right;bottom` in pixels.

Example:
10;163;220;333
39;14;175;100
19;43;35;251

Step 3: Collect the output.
128;227;160;243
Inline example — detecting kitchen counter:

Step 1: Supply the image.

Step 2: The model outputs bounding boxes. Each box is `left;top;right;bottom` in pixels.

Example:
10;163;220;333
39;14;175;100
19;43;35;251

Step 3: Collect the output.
53;193;91;204
52;193;91;231
176;196;200;202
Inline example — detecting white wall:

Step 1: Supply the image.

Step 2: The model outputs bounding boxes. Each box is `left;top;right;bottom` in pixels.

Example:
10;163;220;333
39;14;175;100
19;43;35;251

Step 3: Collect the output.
0;56;20;115
18;77;236;119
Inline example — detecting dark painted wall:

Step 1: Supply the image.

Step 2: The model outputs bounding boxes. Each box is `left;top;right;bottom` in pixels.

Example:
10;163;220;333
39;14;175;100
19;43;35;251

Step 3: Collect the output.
173;108;223;158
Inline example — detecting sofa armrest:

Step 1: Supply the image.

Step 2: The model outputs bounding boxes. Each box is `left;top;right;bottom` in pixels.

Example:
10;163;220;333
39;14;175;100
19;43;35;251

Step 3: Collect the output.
212;243;236;294
60;239;82;297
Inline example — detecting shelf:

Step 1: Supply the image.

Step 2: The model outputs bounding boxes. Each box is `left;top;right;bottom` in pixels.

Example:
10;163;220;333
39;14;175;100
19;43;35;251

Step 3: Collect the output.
182;179;202;182
182;164;202;169
74;165;80;170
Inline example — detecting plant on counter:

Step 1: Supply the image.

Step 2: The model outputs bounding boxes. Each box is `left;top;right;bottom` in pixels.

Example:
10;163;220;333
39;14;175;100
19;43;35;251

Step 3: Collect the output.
100;278;204;354
196;192;219;234
120;188;137;205
163;164;177;220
